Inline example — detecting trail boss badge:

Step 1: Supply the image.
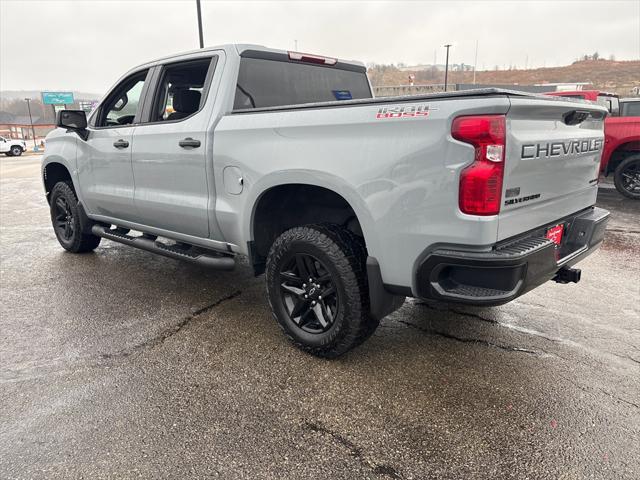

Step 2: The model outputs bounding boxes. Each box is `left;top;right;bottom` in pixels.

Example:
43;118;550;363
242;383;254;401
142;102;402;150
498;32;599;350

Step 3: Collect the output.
376;104;435;119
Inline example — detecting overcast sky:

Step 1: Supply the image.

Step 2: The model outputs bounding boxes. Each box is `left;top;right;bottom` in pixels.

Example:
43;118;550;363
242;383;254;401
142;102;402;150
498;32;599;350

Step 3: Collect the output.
1;0;639;94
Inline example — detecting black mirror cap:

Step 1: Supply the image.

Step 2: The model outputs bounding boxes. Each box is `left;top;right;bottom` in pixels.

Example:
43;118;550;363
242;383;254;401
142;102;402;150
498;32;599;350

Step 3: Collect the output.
57;110;87;130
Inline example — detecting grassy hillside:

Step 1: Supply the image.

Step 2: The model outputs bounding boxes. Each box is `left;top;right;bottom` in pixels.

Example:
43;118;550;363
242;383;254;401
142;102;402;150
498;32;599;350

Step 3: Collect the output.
368;59;640;96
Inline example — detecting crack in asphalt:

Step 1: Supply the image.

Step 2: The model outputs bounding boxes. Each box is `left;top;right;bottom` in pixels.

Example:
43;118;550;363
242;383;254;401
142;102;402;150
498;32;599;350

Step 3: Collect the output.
303;422;402;479
449;308;500;325
598;388;640;410
612;353;640;366
394;319;541;355
556;374;640;411
100;290;242;360
414;301;500;325
406;299;640;371
606;228;640;235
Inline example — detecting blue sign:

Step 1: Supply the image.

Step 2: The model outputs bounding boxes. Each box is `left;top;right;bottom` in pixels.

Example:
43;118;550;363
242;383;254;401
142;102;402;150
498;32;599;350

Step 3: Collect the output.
332;90;353;100
42;91;74;105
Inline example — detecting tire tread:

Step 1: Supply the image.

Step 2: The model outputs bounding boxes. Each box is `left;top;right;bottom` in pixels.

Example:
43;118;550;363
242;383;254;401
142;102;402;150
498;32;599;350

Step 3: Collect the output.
50;181;101;253
266;223;377;358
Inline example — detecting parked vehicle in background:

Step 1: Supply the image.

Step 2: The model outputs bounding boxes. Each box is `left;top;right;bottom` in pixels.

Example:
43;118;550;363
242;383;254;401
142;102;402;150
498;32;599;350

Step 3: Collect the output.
42;45;610;357
546;90;640;199
0;136;27;156
546;90;620;114
620;98;640;117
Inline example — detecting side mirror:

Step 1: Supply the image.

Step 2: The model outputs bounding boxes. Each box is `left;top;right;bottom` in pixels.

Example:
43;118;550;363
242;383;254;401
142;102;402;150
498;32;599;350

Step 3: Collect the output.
57;110;89;140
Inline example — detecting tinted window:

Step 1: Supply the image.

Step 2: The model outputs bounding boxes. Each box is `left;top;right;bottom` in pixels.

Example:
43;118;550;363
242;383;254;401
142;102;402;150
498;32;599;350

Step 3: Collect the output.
150;58;214;122
234;58;371;109
97;70;149;127
622;102;640;117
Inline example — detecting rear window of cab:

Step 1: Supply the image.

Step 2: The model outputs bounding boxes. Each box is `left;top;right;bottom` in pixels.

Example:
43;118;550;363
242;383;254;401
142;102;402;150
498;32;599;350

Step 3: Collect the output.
234;56;372;109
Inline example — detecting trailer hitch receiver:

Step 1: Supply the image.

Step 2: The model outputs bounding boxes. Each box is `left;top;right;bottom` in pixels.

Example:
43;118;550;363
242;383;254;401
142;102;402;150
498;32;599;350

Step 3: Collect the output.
553;267;581;284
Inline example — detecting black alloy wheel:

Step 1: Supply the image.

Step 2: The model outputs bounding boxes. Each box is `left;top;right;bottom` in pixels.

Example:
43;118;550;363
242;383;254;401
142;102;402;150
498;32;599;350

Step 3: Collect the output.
279;253;339;334
614;156;640;199
53;195;75;242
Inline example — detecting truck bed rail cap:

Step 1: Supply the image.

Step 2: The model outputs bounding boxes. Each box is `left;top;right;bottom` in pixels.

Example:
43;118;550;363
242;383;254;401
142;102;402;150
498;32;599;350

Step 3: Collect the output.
231;88;568;114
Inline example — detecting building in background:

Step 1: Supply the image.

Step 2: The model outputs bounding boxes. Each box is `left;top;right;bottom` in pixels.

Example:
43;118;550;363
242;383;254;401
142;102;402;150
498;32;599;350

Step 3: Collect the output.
0;111;55;141
0;90;101;144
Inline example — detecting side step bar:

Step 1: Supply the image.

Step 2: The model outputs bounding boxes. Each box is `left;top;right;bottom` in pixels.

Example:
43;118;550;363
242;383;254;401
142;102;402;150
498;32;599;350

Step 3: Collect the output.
92;225;236;270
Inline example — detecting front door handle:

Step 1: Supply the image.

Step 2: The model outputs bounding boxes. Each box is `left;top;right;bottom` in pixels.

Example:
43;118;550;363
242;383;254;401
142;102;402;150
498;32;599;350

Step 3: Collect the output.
179;137;201;148
113;139;129;149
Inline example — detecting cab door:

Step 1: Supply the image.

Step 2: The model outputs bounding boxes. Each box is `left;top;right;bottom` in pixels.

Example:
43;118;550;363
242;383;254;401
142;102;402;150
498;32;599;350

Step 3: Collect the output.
130;56;218;239
78;70;151;221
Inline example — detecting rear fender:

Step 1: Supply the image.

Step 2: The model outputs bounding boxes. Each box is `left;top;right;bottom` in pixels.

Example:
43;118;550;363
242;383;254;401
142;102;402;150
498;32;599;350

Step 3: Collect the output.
604;139;640;175
242;170;380;257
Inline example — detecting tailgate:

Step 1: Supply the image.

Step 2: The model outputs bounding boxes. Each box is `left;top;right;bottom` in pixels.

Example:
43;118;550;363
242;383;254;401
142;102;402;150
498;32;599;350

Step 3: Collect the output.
498;97;606;240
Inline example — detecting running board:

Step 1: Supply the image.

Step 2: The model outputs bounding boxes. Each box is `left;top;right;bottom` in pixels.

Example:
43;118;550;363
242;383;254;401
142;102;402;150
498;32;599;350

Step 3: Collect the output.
92;225;236;270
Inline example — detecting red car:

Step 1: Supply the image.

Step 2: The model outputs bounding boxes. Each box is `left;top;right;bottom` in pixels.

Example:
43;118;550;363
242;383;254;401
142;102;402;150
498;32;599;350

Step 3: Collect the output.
546;90;640;199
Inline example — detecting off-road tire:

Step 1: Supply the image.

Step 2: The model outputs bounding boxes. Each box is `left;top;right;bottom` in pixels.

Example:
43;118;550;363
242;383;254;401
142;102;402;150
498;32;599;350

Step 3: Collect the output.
50;181;101;253
266;223;378;358
613;155;640;200
10;146;23;156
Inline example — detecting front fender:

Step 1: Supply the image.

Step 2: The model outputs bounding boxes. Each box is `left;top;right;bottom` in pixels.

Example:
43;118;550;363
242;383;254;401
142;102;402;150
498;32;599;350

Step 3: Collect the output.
41;129;80;199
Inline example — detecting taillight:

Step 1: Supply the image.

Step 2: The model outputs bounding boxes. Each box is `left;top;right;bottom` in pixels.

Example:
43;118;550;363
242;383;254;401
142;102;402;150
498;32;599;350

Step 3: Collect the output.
452;114;506;216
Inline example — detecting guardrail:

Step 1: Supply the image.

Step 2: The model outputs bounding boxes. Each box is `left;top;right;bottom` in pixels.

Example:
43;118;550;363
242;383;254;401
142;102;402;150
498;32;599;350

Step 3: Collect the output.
373;84;446;97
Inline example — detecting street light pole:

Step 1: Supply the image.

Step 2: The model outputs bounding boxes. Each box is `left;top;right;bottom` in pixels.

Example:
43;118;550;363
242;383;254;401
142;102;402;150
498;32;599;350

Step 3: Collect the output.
443;44;452;92
24;98;37;149
196;0;204;48
473;40;478;85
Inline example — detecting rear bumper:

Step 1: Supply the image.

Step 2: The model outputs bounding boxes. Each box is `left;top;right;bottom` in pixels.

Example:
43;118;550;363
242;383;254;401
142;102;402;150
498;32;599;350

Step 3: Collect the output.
414;206;610;306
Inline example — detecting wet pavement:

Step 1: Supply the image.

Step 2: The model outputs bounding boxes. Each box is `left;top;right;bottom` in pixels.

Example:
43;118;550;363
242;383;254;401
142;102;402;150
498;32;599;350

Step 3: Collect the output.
1;155;638;479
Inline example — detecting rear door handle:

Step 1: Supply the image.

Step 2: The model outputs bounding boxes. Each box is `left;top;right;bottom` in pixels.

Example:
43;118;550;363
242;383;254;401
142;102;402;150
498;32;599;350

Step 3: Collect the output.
113;139;129;149
179;137;201;148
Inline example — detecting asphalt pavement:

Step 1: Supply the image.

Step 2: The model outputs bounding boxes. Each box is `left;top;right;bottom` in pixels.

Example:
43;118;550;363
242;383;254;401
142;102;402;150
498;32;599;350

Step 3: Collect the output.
1;155;638;479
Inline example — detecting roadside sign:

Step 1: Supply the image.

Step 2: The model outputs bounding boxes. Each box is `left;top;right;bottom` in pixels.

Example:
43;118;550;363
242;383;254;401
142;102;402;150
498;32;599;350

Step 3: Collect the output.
79;100;98;112
42;91;74;105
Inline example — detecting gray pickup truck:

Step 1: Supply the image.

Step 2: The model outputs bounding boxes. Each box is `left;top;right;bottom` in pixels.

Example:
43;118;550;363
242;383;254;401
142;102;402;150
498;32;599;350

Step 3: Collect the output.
43;44;610;357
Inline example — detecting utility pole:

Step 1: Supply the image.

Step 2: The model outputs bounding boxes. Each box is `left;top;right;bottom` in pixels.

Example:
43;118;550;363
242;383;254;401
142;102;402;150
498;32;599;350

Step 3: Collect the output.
473;40;478;84
443;44;452;92
24;98;37;149
294;39;298;51
196;0;204;48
